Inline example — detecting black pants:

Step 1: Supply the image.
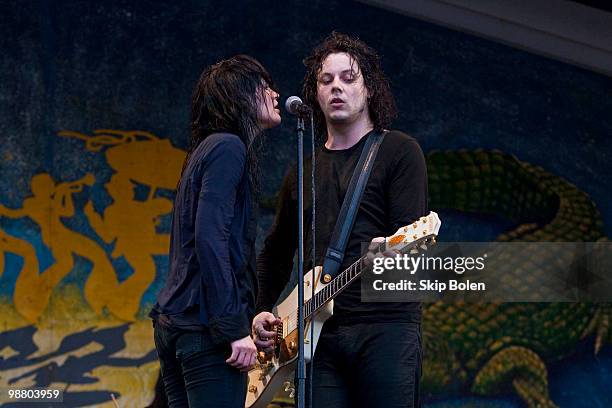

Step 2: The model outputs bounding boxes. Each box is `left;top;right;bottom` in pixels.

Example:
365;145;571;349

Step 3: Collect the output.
307;320;422;408
153;321;247;407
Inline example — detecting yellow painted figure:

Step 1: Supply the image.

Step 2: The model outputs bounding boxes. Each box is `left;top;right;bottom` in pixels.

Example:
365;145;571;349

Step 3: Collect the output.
84;173;172;320
0;173;123;321
57;129;186;320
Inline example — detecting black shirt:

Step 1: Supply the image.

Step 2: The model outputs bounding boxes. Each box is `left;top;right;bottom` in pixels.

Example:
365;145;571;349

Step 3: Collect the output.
151;133;258;345
256;130;428;324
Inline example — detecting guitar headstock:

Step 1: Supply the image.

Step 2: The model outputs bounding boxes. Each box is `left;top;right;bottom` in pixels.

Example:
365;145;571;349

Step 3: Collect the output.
385;211;441;252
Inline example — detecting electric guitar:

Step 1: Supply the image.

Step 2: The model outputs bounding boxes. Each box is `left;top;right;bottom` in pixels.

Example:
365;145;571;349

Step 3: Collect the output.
245;211;442;408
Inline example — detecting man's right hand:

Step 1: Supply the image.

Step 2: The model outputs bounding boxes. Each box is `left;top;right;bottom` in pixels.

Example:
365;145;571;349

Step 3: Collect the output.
252;312;281;354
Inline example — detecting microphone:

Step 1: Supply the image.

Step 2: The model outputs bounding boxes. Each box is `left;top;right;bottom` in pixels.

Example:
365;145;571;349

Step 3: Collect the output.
285;96;312;116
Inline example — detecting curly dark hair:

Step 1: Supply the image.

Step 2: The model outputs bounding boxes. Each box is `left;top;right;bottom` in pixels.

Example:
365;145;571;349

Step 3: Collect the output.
302;32;397;137
182;54;277;194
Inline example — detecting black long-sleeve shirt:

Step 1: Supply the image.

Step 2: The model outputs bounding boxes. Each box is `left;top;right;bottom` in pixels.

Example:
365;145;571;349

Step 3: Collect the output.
256;130;428;324
152;133;258;345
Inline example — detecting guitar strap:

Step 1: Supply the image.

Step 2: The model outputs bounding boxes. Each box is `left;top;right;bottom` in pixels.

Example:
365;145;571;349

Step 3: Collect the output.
320;130;386;283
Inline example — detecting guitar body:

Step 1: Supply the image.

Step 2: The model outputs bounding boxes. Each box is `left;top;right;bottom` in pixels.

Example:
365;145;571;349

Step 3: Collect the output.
244;212;441;408
245;266;333;408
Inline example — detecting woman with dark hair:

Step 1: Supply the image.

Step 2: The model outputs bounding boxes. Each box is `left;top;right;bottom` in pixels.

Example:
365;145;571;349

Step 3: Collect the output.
151;55;281;407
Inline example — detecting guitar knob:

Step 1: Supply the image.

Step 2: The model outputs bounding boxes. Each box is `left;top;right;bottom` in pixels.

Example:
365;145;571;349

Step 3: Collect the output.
248;385;258;393
257;353;265;364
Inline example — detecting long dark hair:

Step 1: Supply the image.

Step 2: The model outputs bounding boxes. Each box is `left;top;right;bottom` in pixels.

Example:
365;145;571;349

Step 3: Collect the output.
302;32;397;137
183;54;276;194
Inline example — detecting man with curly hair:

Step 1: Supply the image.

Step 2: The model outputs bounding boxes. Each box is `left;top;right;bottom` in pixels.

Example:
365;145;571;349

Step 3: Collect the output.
253;32;428;407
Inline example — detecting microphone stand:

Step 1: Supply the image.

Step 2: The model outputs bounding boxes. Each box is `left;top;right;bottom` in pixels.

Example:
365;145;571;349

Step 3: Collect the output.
295;114;306;408
308;113;316;408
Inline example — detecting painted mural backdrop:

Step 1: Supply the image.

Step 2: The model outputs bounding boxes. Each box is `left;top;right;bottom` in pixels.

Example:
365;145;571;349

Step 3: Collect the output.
1;130;610;407
2;0;611;407
0;130;183;406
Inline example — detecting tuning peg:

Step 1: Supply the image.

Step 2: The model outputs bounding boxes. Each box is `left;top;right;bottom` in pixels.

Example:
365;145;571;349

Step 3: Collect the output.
420;243;428;251
409;247;419;255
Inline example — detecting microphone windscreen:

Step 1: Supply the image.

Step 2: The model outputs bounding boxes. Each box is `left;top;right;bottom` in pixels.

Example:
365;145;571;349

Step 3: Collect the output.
285;96;303;113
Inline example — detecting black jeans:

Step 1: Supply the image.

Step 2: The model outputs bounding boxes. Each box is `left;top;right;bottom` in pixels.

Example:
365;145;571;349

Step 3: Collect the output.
153;320;247;407
308;320;422;408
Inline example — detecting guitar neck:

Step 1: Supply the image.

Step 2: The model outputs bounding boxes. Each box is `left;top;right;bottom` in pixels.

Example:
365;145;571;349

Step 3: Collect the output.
304;233;432;319
304;254;367;320
289;211;441;332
